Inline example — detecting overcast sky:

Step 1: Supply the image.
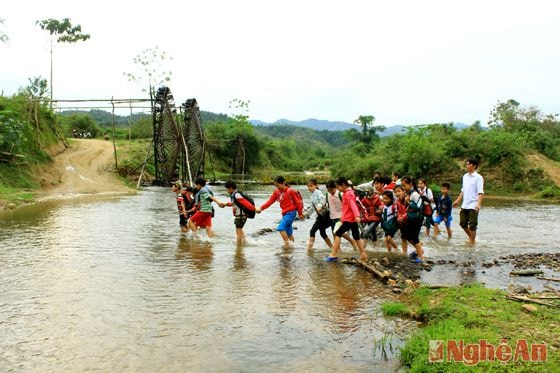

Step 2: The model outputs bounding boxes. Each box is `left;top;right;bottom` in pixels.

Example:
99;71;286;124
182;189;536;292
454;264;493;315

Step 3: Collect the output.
2;0;559;125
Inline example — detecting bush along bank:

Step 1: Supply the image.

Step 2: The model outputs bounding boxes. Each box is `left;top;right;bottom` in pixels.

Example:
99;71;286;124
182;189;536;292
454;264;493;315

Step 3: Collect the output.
382;283;560;372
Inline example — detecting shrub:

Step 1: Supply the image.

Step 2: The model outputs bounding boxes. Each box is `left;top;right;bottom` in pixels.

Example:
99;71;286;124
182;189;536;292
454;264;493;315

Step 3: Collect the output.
538;185;560;198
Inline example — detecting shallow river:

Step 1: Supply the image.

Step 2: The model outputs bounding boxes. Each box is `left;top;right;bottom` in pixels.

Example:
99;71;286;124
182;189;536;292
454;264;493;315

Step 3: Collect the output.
1;186;558;371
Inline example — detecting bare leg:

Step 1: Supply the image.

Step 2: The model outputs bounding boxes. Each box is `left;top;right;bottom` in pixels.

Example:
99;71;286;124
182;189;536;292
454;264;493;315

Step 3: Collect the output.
462;226;476;244
357;238;368;260
307;237;315;250
328;236;342;258
279;231;292;248
342;233;358;251
446;226;452;239
189;220;198;237
205;226;214;238
236;228;245;246
433;224;440;238
323;236;333;249
414;242;424;259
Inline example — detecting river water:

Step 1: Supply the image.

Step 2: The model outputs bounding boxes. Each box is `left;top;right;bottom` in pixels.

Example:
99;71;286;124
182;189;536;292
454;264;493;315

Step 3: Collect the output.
1;186;559;371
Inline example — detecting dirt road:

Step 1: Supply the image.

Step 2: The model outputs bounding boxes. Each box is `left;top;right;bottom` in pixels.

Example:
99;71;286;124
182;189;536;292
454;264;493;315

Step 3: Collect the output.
37;139;132;201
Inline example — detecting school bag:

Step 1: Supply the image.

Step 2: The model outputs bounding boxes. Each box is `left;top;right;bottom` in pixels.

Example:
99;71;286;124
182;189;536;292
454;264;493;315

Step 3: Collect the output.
232;190;256;218
356;198;370;221
420;195;433;217
289;188;304;211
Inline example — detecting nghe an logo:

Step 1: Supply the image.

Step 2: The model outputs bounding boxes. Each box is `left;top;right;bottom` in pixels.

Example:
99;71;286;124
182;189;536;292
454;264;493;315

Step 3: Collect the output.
428;339;547;366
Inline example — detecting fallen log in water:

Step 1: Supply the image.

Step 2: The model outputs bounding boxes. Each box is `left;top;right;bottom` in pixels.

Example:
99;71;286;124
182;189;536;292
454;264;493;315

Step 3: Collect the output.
537;276;560;282
343;258;390;282
509;269;544;276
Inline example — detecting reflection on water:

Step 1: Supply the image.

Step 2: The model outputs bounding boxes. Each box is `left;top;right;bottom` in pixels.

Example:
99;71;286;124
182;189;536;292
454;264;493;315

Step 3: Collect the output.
1;188;558;371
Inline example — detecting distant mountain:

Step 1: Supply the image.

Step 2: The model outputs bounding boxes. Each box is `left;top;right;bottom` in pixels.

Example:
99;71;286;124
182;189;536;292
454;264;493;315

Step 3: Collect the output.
249;118;472;136
251;118;358;131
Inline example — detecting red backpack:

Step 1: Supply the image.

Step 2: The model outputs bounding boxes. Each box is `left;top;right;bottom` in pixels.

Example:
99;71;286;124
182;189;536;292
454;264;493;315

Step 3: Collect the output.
290;188;304;211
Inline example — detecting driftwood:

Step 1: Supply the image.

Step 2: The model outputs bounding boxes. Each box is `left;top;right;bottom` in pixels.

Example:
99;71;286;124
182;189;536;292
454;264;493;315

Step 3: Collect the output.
424;285;453;289
355;259;390;281
343;258;390;281
529;296;560;300
537;276;560;282
510;269;544;276
506;294;559;308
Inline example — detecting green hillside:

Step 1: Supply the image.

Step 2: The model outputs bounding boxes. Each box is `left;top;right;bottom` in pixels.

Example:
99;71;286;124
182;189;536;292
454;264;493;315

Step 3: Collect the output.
2;93;560;210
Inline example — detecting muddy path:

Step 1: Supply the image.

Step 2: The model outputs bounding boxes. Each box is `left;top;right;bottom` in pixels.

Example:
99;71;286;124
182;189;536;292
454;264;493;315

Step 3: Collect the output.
36;139;132;201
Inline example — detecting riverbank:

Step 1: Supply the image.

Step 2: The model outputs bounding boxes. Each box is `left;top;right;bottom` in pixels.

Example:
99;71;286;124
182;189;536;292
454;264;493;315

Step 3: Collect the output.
0;139;134;212
361;250;560;371
345;251;560;371
382;283;560;372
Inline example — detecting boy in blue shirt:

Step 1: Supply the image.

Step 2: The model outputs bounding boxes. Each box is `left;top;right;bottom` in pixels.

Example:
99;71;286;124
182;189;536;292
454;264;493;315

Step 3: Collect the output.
433;182;452;239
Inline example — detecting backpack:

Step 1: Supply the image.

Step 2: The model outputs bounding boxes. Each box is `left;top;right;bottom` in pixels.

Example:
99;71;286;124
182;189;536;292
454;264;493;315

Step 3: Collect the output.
355;198;369;220
420;195;433;217
232;191;256;218
289;188;304;211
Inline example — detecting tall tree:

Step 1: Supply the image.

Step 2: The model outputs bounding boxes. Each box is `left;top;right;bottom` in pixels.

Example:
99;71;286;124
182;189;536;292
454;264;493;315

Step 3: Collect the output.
124;46;173;98
353;115;385;143
36;18;90;108
20;77;49;148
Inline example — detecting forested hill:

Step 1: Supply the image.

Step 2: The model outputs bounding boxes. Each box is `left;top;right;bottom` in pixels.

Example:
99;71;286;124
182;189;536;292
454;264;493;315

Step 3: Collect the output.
58;109;229;127
9;98;560;199
250;117;470;136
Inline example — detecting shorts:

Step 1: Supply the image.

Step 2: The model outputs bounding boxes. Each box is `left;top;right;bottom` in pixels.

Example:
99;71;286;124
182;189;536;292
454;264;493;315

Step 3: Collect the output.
334;221;361;240
433;213;452;228
401;218;422;245
179;214;188;227
190;211;212;228
277;210;297;237
459;209;478;231
234;216;247;229
330;218;340;231
383;225;399;238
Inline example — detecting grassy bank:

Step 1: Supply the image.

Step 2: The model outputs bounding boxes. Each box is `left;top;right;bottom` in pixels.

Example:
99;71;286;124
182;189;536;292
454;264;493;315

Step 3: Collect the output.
382;284;560;372
0;163;41;209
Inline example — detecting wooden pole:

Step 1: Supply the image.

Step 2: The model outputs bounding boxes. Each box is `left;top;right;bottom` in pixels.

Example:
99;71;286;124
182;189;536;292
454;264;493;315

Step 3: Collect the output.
111;96;118;169
128;99;132;141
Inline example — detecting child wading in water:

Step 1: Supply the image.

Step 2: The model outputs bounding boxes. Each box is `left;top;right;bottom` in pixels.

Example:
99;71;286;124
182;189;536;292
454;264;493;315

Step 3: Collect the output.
433;182;453;239
325;180;359;251
393;184;408;254
381;190;399;252
400;176;426;263
256;176;304;248
171;181;189;234
219;180;256;246
325;177;368;262
304;179;333;250
188;177;221;238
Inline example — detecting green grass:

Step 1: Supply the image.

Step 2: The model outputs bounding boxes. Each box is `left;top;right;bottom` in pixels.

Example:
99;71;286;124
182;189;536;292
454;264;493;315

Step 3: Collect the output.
382;283;560;372
382;302;410;317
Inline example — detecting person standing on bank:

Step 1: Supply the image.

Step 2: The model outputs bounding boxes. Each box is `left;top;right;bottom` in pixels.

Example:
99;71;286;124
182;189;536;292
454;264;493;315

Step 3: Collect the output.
256;176;304;248
453;158;484;245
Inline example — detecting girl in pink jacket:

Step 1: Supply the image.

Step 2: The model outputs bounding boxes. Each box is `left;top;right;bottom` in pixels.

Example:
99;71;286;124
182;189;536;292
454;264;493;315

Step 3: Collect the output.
325;177;368;262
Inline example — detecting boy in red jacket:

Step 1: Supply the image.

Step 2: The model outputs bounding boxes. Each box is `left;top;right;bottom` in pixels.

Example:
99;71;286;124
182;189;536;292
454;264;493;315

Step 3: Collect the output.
256;176;304;248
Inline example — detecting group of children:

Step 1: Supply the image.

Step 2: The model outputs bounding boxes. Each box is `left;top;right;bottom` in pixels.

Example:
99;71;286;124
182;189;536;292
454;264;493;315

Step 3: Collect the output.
172;173;457;264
